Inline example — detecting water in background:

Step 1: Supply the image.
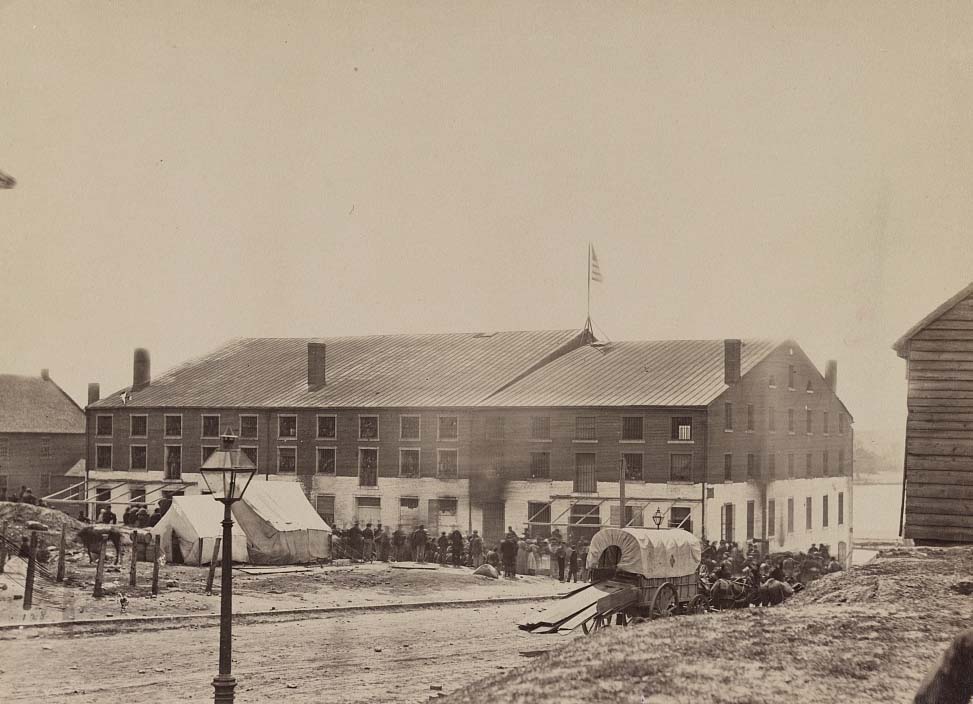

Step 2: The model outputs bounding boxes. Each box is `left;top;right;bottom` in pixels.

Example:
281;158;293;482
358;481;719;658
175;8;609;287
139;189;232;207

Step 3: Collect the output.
854;483;903;540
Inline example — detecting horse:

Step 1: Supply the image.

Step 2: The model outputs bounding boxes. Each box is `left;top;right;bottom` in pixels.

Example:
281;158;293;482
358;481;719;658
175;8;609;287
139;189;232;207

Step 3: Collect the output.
77;526;123;565
756;578;795;606
708;577;755;610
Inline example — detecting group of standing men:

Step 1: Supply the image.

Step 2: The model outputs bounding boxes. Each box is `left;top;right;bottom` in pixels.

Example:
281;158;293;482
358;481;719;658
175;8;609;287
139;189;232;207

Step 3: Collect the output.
337;522;487;566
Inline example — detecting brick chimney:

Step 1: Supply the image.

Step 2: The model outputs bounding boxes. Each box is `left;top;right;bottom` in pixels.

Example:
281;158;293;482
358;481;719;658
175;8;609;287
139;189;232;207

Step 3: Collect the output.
133;348;151;390
308;342;326;390
87;383;101;405
724;339;742;385
40;369;49;380
825;360;838;392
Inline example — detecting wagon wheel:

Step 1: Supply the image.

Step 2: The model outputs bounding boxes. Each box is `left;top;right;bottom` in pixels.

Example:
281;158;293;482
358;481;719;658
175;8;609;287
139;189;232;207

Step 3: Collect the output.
686;594;708;615
648;583;677;619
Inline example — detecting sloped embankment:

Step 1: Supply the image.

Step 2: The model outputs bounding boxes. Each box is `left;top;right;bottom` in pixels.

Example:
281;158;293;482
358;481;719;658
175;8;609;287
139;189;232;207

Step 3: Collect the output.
444;547;973;704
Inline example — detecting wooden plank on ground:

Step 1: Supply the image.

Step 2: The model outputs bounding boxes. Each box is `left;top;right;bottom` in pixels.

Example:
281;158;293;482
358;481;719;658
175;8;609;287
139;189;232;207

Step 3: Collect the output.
390;562;438;570
236;565;313;575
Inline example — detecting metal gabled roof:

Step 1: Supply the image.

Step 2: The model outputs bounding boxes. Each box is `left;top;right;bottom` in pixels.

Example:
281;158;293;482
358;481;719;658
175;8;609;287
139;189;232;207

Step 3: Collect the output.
90;330;586;410
479;339;782;408
0;374;85;434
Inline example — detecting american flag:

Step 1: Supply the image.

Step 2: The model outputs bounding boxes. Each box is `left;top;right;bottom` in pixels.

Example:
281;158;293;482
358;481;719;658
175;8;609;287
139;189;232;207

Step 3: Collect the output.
590;245;603;283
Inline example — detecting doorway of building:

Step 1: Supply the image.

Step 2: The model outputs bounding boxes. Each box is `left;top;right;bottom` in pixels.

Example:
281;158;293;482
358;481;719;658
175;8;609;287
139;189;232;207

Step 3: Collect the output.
482;502;504;545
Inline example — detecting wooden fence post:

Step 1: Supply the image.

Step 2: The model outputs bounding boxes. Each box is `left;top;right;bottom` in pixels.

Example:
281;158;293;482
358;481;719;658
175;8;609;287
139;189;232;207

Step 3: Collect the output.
129;531;138;587
55;525;67;582
0;521;7;574
206;537;221;595
198;537;204;565
93;534;107;598
23;531;38;610
151;534;161;596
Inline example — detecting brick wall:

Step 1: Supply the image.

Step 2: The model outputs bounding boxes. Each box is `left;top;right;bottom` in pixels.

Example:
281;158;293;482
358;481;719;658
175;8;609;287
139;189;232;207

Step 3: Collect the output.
0;432;85;498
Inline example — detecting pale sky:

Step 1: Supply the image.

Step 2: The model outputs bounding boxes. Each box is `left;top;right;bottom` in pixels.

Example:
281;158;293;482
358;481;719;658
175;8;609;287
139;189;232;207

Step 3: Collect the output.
2;2;972;449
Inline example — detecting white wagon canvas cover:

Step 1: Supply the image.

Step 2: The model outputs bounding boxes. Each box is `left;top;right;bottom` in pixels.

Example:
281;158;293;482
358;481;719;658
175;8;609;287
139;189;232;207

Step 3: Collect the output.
586;527;701;578
151;495;249;565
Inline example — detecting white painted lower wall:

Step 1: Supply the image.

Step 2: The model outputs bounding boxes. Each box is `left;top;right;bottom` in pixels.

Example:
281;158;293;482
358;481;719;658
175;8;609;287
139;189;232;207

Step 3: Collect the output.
308;475;472;534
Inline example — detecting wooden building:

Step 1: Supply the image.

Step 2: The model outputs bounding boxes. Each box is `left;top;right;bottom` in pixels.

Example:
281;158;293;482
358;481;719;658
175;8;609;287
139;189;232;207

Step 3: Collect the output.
81;331;854;559
0;371;86;500
895;281;973;543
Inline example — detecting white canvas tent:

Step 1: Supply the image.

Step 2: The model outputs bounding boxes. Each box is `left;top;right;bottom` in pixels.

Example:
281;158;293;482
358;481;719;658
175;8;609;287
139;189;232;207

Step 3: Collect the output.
151;495;248;565
585;527;701;578
232;480;332;564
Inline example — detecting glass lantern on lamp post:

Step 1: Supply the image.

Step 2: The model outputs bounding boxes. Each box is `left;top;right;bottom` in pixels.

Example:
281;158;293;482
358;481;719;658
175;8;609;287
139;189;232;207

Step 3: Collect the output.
199;428;256;704
652;508;664;529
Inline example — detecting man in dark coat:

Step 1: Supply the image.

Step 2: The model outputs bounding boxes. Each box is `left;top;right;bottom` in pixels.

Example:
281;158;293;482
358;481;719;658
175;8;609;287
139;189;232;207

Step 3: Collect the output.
450;529;464;567
500;534;519;578
411;525;428;562
469;530;484;568
437;532;449;565
148;507;162;527
348;521;363;561
392;526;406;562
362;523;375;563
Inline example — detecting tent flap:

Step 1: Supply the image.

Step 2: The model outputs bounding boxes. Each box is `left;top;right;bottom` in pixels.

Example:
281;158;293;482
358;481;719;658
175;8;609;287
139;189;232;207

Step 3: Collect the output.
231;480;332;564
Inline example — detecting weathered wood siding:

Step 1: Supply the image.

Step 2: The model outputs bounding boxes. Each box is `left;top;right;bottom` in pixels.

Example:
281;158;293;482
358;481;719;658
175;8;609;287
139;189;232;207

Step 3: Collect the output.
904;293;973;542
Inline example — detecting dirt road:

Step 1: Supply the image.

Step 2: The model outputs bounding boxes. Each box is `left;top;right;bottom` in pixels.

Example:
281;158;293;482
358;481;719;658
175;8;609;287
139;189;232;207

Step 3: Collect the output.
0;600;571;703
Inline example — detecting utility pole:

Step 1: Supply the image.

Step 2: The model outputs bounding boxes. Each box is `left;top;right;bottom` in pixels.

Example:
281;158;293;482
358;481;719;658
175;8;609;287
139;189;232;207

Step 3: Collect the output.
618;458;626;528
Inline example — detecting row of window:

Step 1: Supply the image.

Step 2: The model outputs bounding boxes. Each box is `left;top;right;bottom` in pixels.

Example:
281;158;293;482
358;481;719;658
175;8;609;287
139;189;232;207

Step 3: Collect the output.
723;403;848;434
769;365;819;393
313;494;462;528
94;413;459;442
94;413;697;444
722;449;848;481
528;451;694;484
720;492;846;542
93;443;460;482
0;438;52;459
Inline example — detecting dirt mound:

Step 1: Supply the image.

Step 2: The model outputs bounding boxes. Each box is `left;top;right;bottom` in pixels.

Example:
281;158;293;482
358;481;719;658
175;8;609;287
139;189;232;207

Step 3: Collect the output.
0;501;88;549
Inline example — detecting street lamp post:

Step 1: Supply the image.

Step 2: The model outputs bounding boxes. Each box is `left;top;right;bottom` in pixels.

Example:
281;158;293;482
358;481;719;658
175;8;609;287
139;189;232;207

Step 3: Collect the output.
652;508;663;529
199;428;256;704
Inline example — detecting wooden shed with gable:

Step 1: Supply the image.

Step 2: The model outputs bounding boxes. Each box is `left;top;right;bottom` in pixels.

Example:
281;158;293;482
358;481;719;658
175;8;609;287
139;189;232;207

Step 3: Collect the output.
894;281;973;543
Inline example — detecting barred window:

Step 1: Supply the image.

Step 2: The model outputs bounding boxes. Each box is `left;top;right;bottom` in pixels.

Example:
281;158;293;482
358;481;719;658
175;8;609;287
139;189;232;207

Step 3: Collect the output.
278;447;297;473
671;417;692;441
723;403;733;431
165;415;182;438
130;445;147;471
317;415;337;439
438;416;458;440
95;445;113;470
529;452;550;480
723;454;732;482
437;449;458;479
746;405;754;431
130;415;147;437
623;453;643;481
202;415;220;438
399;415;420;441
317;448;336;474
574;453;597;492
399;449;420;477
575;416;596;441
358;448;378;485
670;454;692;482
278;415;297;438
530;416;551;440
359;415;379;441
96;415;113;437
621;416;643;441
240;415;258;439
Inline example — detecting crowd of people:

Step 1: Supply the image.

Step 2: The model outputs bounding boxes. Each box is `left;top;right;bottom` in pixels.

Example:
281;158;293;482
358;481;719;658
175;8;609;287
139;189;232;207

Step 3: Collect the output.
0;484;40;505
330;523;593;580
699;538;844;589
